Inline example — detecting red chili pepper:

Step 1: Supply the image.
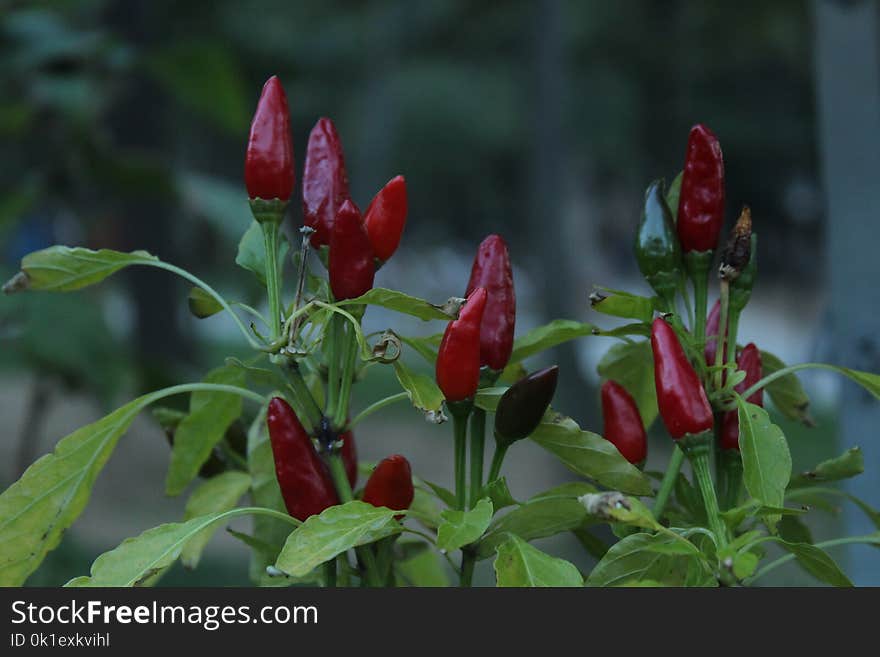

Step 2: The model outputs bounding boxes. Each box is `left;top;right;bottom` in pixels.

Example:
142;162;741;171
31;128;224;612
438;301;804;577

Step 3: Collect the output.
266;397;339;521
303;117;350;247
720;343;763;450
465;234;516;372
651;318;713;439
677;124;724;253
436;287;488;402
362;454;414;517
339;429;357;488
704;299;728;365
363;175;408;262
244;76;294;202
329;199;375;301
601;380;647;465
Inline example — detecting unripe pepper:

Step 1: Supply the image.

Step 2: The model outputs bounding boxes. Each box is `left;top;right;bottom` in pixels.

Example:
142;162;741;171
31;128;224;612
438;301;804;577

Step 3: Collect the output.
677;124;724;253
340;429;357;488
303;117;350;247
465;234;516;372
494;365;559;447
634;180;683;305
329;200;375;301
362;454;414;517
266;397;339;521
651;318;713;439
601;380;647;465
363;175;408;262
436;287;488;402
244;76;294;202
720;343;763;450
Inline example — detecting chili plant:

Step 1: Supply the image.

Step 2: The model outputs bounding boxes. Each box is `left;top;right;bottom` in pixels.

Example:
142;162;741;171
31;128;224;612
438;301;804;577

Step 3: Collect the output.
1;80;879;588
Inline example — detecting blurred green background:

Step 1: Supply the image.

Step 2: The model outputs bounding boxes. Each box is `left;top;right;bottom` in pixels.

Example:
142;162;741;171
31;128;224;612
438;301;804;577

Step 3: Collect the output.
1;0;876;585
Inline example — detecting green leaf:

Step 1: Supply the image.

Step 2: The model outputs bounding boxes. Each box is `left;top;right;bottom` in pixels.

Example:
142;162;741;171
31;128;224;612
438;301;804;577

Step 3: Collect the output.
737;401;792;528
789;447;864;489
578;492;661;531
778;515;814;545
484;477;518;511
591;323;651;339
187;286;223;318
275;501;402;578
666;171;683;222
396;545;449;587
478;498;588;559
509;319;595;364
597;340;658;428
586;532;714;587
245;405;290;584
473;386;507;413
181;472;251;569
590;287;654;323
786;487;880;530
494;535;583;587
423;481;457;509
235;221;289;286
0;393;158;586
393;360;446;421
165;366;245;496
437;498;494;552
760;351;813;425
777;540;853;587
409;488;444;530
527;481;598;501
4;246;157;294
225;356;288;390
529;415;653;496
339;288;455;321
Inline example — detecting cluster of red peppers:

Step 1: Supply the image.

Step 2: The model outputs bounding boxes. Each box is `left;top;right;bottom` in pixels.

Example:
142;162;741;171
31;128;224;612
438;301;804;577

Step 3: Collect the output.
244;77;414;529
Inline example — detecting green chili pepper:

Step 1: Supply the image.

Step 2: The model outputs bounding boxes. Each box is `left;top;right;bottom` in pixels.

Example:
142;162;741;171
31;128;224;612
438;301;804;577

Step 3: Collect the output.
634;180;683;308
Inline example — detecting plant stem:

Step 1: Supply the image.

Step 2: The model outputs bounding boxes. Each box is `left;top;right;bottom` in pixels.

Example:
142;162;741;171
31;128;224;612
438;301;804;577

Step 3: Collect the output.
452;409;469;510
349;392;409;428
333;319;359;429
486;444;509;484
713;279;730;391
327;452;382;587
653;444;685;520
324;314;342;419
740;362;840;402
726;308;741;370
469;409;486;508
261;221;282;340
720;450;743;511
685;438;728;548
692;271;708;347
279;362;323;433
679;280;695;331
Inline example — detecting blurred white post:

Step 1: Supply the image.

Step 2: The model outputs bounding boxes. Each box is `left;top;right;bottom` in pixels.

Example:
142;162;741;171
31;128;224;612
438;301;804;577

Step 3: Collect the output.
813;0;880;585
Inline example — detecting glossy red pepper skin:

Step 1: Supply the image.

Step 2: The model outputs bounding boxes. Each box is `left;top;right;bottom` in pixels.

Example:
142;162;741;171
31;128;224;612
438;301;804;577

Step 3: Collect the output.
436;287;488;402
339;429;357;488
362;454;414;517
601;380;647;465
329;199;375;301
363;175;408;262
303;117;350;247
677;124;724;253
465;234;516;372
266;397;339;521
720;343;763;451
651;318;713;440
244;76;294;202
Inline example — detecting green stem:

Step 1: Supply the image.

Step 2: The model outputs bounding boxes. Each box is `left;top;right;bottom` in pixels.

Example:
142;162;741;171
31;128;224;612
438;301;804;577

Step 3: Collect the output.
279;362;323;432
692;271;708;347
726;308;741;370
459;549;476;587
452;409;469;510
333;320;359;429
653;444;685;520
713;279;730;391
685;439;728;548
146;261;260;348
325;314;342;419
144;382;267;408
486;443;509;485
745;535;880;585
720;450;743;511
679;279;695;331
740;362;839;402
327;453;382;587
349;392;409;428
261;221;282;340
469;409;486;508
